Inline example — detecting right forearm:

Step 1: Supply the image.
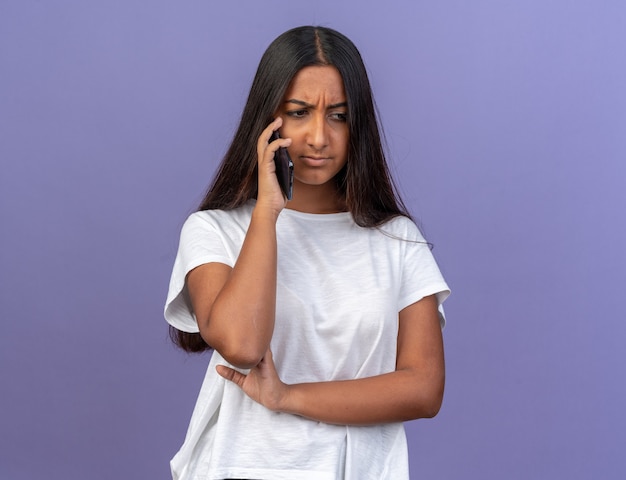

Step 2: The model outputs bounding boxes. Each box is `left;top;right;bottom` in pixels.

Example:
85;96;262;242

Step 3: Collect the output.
194;118;290;367
205;206;279;367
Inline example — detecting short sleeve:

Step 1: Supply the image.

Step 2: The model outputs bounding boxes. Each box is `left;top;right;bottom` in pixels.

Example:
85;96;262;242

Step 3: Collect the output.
394;219;450;327
164;212;235;333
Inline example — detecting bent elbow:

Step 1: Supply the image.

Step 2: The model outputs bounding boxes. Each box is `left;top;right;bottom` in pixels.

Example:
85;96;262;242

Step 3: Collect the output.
423;380;445;418
406;374;445;420
219;345;265;369
421;394;444;419
200;328;266;369
197;320;267;369
406;392;443;420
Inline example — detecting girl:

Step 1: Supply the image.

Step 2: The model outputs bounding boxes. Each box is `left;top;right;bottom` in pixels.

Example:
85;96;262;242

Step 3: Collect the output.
165;25;450;480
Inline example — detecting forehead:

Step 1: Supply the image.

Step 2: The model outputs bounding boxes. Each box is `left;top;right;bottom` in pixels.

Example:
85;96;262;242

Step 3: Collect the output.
284;65;346;103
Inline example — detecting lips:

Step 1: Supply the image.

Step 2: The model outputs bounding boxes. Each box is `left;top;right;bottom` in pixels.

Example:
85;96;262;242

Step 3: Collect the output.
300;155;331;166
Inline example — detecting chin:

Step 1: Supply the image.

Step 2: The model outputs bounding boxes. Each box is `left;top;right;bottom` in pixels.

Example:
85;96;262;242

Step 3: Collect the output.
294;175;338;188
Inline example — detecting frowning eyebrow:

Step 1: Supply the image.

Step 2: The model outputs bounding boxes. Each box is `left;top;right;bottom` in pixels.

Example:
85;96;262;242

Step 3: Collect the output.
284;99;348;109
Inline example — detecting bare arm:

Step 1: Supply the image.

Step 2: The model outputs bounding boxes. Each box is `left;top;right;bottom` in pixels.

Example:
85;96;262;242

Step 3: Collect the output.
187;118;291;369
217;294;445;424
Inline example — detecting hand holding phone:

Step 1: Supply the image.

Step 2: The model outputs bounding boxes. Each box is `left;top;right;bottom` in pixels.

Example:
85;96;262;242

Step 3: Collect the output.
269;130;294;200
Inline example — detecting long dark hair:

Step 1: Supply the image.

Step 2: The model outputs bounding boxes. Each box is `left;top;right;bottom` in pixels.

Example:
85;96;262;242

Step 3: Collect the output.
171;26;411;353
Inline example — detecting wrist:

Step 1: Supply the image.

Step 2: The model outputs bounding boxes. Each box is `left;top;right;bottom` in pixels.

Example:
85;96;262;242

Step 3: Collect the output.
276;383;298;415
252;202;282;224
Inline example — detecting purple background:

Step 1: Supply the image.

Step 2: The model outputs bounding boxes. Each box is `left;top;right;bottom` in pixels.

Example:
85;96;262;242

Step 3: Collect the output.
1;1;625;479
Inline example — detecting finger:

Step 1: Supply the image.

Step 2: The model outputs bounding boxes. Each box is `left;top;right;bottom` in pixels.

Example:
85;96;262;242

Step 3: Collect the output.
258;348;277;373
257;118;291;160
216;365;247;388
257;118;282;152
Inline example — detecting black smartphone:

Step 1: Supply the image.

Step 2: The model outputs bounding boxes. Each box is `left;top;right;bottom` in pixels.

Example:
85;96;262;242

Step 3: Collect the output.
269;130;294;200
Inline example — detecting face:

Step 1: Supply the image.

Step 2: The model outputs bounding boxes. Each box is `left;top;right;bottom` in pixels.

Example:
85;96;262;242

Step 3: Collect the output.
276;65;349;192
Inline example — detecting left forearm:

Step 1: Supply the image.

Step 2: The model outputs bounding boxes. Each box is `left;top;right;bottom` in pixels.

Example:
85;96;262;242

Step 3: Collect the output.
279;368;444;425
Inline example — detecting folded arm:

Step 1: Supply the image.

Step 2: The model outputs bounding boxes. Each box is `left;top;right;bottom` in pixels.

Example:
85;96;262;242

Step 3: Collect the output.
216;294;445;424
187;118;291;368
187;208;278;368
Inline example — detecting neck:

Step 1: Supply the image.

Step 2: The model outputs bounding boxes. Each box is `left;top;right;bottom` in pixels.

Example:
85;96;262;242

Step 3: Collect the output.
286;180;347;214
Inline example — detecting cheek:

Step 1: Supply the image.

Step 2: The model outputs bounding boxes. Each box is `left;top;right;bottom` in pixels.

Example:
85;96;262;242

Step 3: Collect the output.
333;130;349;154
279;124;301;144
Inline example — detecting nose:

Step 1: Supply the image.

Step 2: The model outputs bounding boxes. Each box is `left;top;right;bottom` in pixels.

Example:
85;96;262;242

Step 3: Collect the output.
306;113;329;151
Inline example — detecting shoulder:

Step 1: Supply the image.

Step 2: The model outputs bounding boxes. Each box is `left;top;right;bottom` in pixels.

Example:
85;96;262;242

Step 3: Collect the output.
182;203;254;234
378;215;426;243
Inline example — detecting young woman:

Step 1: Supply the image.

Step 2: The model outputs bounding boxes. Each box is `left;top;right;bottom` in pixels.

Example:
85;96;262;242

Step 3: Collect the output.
165;26;450;480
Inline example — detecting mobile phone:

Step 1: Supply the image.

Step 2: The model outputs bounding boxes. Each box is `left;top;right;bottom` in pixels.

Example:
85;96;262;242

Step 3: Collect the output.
269;130;294;200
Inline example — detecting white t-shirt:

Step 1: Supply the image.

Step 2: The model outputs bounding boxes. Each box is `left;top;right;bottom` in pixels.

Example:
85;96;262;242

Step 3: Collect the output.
165;203;450;480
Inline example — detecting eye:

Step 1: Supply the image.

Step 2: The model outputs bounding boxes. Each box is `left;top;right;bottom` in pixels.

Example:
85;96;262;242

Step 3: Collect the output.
286;109;308;118
329;112;348;122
